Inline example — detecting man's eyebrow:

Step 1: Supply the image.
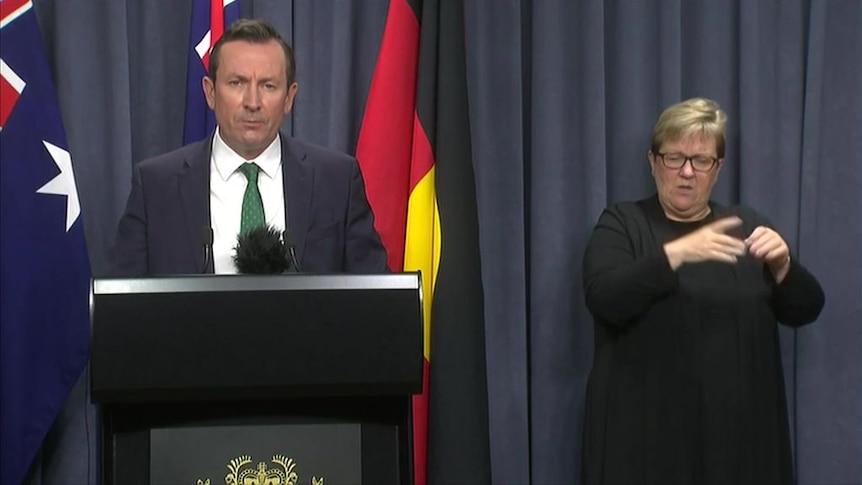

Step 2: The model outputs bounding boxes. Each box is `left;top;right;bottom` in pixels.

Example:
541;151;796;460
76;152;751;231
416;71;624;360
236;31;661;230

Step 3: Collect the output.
225;73;280;83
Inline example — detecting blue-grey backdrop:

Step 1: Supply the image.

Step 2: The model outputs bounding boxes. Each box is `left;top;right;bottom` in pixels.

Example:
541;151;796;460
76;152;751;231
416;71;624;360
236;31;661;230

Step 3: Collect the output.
27;1;862;483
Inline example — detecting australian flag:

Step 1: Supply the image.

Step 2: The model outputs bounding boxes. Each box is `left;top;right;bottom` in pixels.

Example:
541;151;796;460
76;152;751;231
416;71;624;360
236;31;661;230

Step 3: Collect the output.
0;1;90;483
183;0;241;144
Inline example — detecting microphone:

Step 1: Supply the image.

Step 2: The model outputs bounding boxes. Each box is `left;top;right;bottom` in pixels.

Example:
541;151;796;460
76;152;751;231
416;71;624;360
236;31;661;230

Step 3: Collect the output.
283;229;302;273
200;226;213;274
233;225;290;274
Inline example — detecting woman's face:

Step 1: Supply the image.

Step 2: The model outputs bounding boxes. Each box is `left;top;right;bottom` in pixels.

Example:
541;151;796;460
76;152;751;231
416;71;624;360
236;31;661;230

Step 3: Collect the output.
648;135;723;221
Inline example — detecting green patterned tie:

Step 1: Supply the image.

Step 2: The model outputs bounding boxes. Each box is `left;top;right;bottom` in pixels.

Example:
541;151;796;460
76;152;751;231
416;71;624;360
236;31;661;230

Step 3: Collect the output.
239;162;266;235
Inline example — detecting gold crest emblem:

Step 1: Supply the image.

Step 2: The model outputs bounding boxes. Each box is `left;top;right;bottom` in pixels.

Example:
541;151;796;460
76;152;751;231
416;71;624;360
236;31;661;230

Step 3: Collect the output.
196;454;324;485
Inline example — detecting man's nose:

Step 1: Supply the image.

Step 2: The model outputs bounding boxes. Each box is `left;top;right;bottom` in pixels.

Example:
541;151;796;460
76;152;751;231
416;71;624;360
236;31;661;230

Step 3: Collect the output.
243;86;261;110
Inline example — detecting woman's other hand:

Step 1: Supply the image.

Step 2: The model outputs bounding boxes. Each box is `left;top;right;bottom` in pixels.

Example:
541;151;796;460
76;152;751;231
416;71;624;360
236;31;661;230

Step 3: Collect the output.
663;216;747;270
746;226;791;283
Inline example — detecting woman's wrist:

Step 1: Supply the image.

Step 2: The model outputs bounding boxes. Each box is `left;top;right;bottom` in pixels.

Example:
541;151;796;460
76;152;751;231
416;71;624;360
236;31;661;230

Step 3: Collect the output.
664;241;685;271
770;255;791;283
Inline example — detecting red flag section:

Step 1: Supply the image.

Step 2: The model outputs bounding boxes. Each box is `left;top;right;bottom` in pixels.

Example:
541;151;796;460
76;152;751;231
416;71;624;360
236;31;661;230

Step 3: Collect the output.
356;0;419;272
357;0;490;483
356;1;430;482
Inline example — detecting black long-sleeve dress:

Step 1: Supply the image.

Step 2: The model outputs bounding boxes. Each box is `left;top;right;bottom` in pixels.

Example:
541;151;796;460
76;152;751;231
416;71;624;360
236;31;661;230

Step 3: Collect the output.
581;196;825;485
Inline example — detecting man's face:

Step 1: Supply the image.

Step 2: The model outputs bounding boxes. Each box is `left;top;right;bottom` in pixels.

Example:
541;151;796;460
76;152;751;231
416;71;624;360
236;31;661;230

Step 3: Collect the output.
648;135;723;221
203;40;298;159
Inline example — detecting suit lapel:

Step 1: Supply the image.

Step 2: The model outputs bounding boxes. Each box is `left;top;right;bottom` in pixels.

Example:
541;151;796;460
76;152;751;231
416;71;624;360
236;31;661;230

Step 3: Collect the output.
281;135;313;262
178;137;212;273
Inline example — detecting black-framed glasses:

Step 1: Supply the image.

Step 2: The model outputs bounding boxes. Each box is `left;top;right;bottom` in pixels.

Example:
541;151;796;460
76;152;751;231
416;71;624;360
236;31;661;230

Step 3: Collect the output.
656;152;719;172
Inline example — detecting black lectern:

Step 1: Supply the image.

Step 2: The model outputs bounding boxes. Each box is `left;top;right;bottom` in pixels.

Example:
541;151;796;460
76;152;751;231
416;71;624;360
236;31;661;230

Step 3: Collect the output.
90;273;422;485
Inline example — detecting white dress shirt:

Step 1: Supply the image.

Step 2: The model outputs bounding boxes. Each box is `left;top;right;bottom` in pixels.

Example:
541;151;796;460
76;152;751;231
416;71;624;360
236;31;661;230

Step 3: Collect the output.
210;129;285;273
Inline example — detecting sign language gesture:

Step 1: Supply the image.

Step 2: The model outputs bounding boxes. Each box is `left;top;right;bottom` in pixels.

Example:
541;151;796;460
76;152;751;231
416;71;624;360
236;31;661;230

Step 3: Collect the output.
663;217;792;283
664;216;747;270
746;226;791;283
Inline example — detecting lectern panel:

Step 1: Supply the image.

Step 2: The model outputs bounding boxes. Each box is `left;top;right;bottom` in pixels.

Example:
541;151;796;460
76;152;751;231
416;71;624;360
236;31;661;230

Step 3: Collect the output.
90;274;420;485
91;274;423;403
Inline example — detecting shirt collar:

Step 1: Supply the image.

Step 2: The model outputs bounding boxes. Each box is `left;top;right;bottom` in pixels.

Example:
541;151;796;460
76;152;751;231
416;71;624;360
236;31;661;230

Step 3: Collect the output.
211;128;282;181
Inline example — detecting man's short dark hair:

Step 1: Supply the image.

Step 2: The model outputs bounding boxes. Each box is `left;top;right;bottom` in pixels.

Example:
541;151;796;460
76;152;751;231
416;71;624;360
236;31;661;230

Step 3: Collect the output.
208;18;296;85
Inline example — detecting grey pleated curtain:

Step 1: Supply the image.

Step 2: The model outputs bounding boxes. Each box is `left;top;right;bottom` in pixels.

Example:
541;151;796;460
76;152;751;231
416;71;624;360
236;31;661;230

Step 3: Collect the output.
27;0;861;483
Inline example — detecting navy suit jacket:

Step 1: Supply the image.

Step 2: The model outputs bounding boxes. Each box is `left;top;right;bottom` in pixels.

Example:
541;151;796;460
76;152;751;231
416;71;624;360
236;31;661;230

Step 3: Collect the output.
110;133;388;275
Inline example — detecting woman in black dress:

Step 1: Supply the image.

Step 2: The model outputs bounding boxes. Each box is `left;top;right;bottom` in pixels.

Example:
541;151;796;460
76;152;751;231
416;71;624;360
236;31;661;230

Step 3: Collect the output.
581;98;825;485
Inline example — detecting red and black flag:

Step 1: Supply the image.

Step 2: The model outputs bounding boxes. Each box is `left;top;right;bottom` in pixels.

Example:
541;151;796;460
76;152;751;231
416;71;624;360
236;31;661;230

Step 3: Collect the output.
356;0;491;483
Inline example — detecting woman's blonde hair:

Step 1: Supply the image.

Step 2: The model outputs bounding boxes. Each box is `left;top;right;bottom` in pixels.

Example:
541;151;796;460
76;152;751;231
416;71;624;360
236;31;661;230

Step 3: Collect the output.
650;98;727;158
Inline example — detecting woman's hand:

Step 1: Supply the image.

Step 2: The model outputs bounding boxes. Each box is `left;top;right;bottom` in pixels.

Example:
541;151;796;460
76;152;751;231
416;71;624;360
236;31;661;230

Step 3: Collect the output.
746;226;791;283
663;216;747;270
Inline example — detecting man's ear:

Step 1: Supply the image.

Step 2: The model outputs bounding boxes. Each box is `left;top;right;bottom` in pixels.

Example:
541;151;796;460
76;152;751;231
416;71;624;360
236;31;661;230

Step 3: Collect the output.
284;82;299;114
202;76;216;110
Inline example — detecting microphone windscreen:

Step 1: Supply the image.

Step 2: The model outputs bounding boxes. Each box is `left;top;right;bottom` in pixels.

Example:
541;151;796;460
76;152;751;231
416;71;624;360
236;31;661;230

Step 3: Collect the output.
233;225;289;274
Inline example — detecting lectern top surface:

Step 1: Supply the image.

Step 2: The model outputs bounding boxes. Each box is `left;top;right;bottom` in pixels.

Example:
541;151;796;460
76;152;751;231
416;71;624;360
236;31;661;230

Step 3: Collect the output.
92;273;420;295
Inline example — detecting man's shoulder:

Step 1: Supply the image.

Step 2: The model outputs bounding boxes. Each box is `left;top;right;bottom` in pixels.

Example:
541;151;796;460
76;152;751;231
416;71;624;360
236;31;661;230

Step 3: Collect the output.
285;137;356;168
137;138;209;173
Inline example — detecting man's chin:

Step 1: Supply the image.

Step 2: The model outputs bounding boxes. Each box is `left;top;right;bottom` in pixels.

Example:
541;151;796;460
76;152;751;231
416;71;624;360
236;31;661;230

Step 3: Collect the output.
226;138;273;159
238;134;276;149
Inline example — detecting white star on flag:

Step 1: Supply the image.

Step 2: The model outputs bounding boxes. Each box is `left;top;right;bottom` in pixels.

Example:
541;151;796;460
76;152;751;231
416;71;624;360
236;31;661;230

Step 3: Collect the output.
36;140;81;232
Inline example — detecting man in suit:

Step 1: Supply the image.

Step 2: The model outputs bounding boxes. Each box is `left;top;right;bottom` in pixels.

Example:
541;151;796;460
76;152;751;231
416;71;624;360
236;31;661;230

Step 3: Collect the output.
110;19;388;275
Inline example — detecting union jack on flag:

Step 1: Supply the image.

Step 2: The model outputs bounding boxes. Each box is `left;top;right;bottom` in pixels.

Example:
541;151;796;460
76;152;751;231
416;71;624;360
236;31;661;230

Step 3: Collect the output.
183;0;241;144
